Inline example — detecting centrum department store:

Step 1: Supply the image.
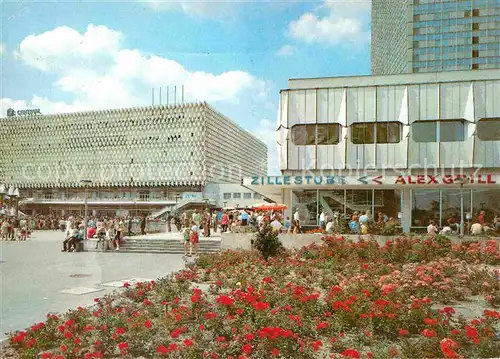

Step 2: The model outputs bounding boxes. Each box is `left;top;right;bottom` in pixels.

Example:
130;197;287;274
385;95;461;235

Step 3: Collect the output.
244;70;500;233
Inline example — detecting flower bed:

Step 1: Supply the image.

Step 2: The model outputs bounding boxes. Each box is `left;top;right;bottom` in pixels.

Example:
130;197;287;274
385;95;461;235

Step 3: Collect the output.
5;236;500;359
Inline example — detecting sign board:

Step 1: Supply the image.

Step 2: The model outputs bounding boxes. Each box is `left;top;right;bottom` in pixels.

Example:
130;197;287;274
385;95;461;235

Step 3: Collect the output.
182;192;203;201
6;108;42;117
244;173;498;187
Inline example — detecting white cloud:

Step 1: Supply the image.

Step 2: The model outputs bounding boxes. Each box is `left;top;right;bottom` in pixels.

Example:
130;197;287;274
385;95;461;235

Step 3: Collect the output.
252;118;280;175
0;43;5;57
2;24;266;116
277;45;296;56
289;0;370;46
138;0;236;18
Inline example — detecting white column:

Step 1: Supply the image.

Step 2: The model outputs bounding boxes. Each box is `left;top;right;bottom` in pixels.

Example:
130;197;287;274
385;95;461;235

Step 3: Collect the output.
401;188;412;233
283;188;292;220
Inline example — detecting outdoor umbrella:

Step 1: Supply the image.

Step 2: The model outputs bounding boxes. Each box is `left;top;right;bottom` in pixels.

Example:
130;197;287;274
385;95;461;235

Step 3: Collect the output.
252;203;288;211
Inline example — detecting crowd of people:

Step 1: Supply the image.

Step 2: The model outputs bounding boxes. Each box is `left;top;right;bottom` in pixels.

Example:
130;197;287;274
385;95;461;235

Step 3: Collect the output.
427;210;500;236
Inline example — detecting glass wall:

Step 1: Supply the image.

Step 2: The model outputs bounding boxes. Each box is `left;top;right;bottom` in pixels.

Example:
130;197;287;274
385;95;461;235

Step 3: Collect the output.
441;189;471;224
292;190;318;226
319;190;345;218
293;189;402;224
375;190;402;219
411;188;499;229
412;189;440;227
472;189;500;223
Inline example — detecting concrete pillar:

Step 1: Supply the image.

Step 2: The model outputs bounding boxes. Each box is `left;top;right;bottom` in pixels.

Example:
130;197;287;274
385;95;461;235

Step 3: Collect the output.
401;188;412;233
283;189;292;220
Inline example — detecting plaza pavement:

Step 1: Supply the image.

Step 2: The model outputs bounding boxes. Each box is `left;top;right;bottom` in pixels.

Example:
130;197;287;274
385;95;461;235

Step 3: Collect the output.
0;230;187;341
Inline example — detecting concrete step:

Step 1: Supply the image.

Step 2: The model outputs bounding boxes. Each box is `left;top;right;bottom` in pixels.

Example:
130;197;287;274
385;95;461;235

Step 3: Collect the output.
117;249;219;254
121;243;220;248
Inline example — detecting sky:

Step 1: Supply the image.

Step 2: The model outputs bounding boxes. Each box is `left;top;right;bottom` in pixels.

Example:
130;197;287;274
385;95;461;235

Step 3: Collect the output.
0;0;372;174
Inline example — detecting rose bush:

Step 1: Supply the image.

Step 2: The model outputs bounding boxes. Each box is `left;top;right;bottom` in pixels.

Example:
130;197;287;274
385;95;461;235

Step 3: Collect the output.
6;236;500;358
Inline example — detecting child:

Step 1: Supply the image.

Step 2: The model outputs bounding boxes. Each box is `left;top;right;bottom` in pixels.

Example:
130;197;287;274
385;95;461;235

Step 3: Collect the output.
189;220;199;256
183;226;191;256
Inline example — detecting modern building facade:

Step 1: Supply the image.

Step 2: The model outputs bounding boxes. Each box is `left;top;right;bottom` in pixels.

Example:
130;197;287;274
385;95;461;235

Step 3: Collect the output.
372;0;500;75
244;69;500;233
0;102;267;216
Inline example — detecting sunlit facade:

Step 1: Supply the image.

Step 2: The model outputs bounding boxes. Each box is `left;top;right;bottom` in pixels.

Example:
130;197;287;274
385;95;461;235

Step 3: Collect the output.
244;69;500;233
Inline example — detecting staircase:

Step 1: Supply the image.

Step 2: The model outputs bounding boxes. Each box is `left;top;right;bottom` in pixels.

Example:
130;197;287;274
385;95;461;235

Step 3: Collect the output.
118;238;221;254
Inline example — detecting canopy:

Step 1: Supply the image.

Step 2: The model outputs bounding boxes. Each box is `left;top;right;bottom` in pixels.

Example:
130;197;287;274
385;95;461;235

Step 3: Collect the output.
252;203;288;211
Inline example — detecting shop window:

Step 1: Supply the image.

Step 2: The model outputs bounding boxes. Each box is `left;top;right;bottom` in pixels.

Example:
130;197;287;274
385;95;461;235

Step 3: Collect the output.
351;123;375;144
233;193;241;199
411;189;440;226
376;122;402;144
292;190;318;226
477;118;500;141
243;193;252;199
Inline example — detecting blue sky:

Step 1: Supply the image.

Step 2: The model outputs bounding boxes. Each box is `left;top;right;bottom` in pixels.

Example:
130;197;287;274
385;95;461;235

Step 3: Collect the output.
0;0;371;173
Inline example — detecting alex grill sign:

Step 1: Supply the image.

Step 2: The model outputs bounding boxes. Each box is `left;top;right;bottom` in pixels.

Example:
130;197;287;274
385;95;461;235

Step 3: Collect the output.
246;173;498;187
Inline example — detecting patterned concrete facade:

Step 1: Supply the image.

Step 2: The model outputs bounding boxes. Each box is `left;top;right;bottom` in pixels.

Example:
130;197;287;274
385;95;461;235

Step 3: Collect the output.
0;102;267;189
372;0;500;75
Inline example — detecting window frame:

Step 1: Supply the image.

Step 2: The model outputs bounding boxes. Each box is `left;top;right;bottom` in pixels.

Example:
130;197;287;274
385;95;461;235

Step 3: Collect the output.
476;118;500;141
350;122;402;144
290;123;342;146
411;119;466;143
223;193;231;200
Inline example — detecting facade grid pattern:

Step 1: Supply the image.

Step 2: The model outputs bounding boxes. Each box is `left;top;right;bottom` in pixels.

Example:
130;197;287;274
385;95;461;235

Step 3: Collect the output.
372;0;500;75
0;102;267;189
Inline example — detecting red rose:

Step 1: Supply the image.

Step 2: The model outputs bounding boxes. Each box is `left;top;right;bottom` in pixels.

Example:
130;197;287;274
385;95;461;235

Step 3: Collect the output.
242;344;252;354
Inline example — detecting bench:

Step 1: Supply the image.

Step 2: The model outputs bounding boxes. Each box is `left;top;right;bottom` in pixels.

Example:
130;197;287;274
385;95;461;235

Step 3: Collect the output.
84;238;110;252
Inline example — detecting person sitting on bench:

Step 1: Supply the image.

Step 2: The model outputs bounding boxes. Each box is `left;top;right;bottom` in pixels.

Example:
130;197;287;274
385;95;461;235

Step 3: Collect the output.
62;225;83;252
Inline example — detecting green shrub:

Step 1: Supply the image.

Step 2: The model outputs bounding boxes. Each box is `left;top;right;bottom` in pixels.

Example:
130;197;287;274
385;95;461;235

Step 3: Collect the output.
252;224;283;260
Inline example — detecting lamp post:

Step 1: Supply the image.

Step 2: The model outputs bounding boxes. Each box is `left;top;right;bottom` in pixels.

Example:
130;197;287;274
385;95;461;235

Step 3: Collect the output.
7;187;14;215
14;188;20;217
455;177;469;237
80;179;93;240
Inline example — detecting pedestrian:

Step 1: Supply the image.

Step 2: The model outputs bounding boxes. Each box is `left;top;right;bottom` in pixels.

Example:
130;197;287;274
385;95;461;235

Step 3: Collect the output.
189;220;199;256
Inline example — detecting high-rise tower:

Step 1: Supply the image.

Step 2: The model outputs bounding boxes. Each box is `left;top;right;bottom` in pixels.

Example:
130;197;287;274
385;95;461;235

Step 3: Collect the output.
372;0;500;75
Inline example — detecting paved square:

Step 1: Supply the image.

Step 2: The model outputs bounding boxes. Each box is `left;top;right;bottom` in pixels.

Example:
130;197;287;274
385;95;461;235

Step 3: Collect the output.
0;231;185;341
59;287;105;295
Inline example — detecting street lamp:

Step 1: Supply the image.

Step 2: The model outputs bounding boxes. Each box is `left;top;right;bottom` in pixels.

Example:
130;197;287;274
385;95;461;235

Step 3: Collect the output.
455;177;469;237
80;179;93;240
14;188;20;217
7;187;15;215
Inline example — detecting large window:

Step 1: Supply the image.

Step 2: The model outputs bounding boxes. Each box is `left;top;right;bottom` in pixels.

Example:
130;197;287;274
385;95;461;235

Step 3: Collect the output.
291;124;341;145
317;124;341;145
351;122;402;144
440;120;466;142
412;120;466;142
292;190;318;226
377;122;403;144
476;118;500;141
412;189;440;226
352;124;375;144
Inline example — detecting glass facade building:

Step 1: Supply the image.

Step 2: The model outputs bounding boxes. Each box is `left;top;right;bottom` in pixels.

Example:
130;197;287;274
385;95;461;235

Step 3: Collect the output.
372;0;500;75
